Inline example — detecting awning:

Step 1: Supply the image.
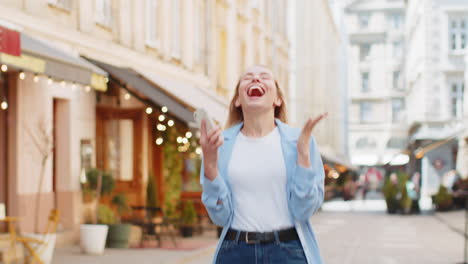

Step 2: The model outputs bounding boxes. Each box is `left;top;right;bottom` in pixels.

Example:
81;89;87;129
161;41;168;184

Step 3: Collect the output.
351;154;379;166
0;33;108;91
88;59;194;124
320;147;358;171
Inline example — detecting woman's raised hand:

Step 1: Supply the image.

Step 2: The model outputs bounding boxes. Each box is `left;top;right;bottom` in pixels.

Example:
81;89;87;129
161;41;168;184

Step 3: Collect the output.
200;120;224;181
297;113;328;168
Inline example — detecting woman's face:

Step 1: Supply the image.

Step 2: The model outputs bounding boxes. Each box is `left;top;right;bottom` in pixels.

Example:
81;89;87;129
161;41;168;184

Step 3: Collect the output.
235;66;281;113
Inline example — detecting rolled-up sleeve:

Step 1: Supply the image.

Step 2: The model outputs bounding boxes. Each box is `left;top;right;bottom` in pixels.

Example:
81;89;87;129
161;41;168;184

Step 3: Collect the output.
289;136;325;221
200;160;232;226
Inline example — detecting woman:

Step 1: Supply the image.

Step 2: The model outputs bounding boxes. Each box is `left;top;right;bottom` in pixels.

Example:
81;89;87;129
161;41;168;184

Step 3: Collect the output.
200;65;327;264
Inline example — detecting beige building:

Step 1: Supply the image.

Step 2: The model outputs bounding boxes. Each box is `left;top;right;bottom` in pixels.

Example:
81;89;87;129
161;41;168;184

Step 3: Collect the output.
345;0;408;167
293;0;350;168
0;0;289;244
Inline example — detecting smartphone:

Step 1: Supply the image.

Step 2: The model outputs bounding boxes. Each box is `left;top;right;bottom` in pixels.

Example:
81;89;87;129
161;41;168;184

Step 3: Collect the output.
194;108;215;132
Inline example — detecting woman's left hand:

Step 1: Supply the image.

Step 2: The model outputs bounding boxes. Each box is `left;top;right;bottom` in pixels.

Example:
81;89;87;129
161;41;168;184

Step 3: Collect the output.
297;113;328;168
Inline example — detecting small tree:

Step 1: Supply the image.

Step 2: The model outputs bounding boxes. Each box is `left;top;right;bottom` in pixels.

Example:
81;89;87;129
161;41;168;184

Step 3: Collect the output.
26;118;54;233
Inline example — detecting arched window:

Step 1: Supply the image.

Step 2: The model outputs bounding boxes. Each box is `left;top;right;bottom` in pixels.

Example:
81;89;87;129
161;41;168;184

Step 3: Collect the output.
355;137;377;149
387;137;407;149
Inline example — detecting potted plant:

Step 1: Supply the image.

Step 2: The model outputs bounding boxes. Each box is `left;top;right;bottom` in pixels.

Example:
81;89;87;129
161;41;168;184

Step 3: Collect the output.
106;193;132;248
383;174;399;214
180;201;198;237
433;185;453;211
80;168;115;255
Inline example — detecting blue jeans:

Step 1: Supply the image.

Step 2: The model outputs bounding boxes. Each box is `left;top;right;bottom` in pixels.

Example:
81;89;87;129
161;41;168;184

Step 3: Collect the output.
216;237;307;264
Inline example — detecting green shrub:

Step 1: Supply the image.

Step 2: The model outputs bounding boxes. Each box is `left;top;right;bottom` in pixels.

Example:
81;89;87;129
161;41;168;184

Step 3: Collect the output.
181;201;197;226
98;204;116;225
434;185;453;210
85;168;115;196
146;172;159;217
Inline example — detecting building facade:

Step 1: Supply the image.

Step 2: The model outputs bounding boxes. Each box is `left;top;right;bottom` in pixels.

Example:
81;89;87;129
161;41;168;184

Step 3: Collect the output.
293;0;350;169
345;0;408;168
0;0;289;243
405;0;467;196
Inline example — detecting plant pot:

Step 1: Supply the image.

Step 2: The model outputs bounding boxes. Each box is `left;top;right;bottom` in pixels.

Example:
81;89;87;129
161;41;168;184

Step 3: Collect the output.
80;224;108;255
22;233;56;264
106;224;131;248
180;226;193;237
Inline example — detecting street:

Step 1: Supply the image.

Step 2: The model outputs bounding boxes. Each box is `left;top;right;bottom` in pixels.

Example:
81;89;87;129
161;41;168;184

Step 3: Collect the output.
53;200;464;264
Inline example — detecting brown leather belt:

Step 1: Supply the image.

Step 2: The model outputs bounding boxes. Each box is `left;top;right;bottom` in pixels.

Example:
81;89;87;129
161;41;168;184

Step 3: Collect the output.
224;227;299;244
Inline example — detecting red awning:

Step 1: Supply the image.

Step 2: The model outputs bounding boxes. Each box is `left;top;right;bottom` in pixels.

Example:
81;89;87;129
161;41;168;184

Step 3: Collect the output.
0;26;20;56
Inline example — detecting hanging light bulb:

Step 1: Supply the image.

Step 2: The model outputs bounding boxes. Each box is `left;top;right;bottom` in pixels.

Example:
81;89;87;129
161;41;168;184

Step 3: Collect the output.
19;71;26;80
146;107;153;114
1;65;7;72
33;74;40;83
0;100;8;110
161;106;168;113
182;137;189;144
177;137;183;143
158;114;165;122
124;93;131;100
186;131;192;138
168;120;174;127
157;124;167;131
155;137;164;145
195;147;202;155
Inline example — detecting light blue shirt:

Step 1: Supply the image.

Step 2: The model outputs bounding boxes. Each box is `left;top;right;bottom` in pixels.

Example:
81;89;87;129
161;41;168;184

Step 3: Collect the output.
200;119;325;264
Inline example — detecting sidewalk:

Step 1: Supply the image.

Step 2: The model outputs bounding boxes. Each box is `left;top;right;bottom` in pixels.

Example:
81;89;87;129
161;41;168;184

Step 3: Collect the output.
53;230;218;264
52;200;464;264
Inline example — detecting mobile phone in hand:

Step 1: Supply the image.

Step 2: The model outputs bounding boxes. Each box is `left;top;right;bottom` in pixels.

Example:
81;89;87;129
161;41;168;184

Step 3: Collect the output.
194;108;215;133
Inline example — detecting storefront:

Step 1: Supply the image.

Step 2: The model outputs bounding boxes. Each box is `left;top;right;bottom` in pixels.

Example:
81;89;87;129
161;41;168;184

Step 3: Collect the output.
87;59;203;220
0;27;107;234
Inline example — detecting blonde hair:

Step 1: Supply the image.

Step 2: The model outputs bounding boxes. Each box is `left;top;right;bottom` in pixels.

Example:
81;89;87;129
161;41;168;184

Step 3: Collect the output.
225;68;288;129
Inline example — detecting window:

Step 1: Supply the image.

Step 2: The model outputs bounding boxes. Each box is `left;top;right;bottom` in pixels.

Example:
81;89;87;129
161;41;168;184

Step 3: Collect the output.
393;41;402;57
358;13;370;29
392;98;405;123
449;17;468;52
171;0;182;58
387;137;407;149
451;82;465;119
194;1;205;65
48;0;72;10
393;71;401;90
145;0;159;46
95;0;112;28
360;44;371;61
361;72;370;93
356;137;377;149
389;13;402;29
360;101;372;122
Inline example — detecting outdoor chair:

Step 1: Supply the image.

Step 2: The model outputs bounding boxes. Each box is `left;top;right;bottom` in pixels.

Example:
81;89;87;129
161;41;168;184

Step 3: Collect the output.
0;203;23;264
17;209;60;264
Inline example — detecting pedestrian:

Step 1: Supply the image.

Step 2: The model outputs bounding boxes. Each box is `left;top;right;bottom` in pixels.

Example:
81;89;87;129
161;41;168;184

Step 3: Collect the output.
199;65;327;264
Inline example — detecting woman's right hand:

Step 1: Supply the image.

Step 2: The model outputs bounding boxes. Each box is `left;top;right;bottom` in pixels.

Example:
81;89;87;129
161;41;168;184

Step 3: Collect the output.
200;120;224;181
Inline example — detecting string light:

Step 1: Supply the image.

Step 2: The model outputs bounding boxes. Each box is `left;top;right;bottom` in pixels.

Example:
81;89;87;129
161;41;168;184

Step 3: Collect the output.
195;147;202;155
33;74;40;83
1;65;7;72
157;124;166;131
158;114;165;122
85;86;92;93
19;72;26;80
162;106;168;113
177;137;183;143
168;120;174;127
146;107;153;114
186;131;192;138
0;100;8;110
124;93;131;100
182;137;188;144
155;137;164;145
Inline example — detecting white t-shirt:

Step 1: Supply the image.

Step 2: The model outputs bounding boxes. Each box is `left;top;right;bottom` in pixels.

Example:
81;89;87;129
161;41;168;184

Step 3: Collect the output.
228;127;294;232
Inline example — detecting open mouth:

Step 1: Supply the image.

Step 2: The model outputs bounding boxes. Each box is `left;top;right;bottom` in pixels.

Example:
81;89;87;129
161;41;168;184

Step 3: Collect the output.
247;85;265;97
